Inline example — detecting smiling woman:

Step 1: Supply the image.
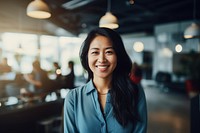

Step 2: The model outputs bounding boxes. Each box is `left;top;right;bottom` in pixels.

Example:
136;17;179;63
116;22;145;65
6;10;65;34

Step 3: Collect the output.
63;27;147;133
88;35;117;81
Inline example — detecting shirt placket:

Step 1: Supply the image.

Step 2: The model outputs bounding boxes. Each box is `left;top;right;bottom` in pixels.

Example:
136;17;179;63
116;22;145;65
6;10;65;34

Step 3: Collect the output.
92;90;108;133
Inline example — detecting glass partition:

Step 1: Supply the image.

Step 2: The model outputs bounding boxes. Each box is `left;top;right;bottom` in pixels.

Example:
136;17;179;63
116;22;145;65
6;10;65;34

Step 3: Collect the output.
59;36;83;76
1;32;38;73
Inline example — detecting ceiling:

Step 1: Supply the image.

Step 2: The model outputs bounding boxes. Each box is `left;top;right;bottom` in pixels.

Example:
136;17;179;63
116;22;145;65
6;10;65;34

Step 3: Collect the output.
0;0;200;36
45;0;200;36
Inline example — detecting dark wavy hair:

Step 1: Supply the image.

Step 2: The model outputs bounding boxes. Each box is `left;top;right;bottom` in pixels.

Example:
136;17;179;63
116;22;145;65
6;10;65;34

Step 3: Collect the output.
79;27;139;126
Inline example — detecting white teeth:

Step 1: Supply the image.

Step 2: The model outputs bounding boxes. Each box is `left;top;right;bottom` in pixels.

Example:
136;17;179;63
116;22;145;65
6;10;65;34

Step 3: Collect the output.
98;66;107;68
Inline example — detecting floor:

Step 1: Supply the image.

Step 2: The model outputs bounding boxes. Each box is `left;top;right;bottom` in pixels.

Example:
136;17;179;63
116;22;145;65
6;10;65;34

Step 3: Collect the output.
143;80;190;133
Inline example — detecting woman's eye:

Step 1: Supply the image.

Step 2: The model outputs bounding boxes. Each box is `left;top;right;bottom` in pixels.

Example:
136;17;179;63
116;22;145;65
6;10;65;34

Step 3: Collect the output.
106;51;113;54
91;51;99;55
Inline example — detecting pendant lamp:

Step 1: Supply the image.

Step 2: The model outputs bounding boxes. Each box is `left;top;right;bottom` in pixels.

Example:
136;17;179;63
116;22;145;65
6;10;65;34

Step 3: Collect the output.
27;0;51;19
99;0;119;29
184;0;200;39
184;23;200;39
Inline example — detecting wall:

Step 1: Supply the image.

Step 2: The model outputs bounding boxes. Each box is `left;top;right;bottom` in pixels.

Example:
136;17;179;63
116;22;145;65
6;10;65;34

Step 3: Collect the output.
122;21;200;80
122;34;155;64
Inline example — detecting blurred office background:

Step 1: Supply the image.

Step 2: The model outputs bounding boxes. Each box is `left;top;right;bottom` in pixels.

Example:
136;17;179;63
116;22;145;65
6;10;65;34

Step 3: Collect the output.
0;0;200;133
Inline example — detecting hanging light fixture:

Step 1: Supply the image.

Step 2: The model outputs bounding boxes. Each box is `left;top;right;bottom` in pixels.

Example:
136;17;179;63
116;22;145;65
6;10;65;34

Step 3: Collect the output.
175;22;183;53
184;23;200;39
99;0;119;29
27;0;51;19
184;0;200;39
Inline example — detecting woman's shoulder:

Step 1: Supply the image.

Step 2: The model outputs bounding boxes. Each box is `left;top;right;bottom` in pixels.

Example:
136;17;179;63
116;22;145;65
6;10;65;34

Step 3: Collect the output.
65;82;89;99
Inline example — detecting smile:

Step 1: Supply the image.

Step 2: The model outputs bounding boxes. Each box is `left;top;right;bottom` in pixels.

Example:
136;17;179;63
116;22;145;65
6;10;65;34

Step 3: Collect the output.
96;65;109;71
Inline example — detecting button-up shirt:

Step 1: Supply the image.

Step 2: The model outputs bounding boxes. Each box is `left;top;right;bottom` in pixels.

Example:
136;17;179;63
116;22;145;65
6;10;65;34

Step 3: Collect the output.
64;80;147;133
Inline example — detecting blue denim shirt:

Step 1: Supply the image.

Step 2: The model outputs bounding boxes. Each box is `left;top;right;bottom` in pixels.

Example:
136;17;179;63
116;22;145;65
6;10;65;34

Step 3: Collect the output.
64;80;147;133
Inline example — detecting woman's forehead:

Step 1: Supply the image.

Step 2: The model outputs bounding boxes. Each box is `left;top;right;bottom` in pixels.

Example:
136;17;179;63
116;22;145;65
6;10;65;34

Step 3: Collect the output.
90;36;112;47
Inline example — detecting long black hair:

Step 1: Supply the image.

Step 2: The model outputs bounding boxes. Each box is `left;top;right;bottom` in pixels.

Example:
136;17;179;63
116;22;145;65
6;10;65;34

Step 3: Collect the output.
79;27;139;126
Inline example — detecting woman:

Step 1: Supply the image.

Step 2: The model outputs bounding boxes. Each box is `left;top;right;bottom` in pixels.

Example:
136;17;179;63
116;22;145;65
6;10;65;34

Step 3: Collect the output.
64;27;147;133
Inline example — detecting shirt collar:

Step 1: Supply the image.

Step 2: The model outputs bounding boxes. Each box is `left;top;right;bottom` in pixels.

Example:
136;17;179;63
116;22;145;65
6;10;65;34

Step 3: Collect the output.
85;80;112;97
85;80;96;95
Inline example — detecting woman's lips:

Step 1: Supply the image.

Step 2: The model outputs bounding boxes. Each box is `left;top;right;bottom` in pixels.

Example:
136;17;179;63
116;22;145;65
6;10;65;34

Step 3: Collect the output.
96;65;109;71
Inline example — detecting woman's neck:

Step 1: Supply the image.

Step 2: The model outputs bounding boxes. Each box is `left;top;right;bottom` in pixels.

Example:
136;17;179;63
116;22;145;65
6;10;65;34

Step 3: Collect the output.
93;77;111;94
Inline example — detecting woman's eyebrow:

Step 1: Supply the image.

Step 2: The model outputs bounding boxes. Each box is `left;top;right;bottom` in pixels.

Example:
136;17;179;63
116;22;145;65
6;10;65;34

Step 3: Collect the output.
89;47;99;50
89;46;113;50
105;46;114;50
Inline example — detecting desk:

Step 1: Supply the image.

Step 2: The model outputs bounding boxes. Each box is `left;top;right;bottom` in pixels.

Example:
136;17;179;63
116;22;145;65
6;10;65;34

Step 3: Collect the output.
0;73;60;98
0;97;64;133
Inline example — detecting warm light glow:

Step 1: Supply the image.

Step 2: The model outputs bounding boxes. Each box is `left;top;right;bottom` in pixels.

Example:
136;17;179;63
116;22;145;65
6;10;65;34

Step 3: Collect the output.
56;69;62;75
184;23;200;39
175;44;182;53
27;0;51;19
129;0;135;5
99;12;119;29
133;42;144;52
27;11;51;19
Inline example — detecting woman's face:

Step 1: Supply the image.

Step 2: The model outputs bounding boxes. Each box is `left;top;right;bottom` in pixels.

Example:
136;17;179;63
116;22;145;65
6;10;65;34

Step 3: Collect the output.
88;35;117;80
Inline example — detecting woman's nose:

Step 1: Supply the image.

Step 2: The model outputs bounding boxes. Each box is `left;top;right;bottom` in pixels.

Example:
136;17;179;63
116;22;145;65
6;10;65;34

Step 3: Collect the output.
98;53;107;63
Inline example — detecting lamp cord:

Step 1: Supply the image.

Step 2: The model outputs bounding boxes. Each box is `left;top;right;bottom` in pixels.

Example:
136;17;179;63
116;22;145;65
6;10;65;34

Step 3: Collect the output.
107;0;111;12
193;0;196;21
